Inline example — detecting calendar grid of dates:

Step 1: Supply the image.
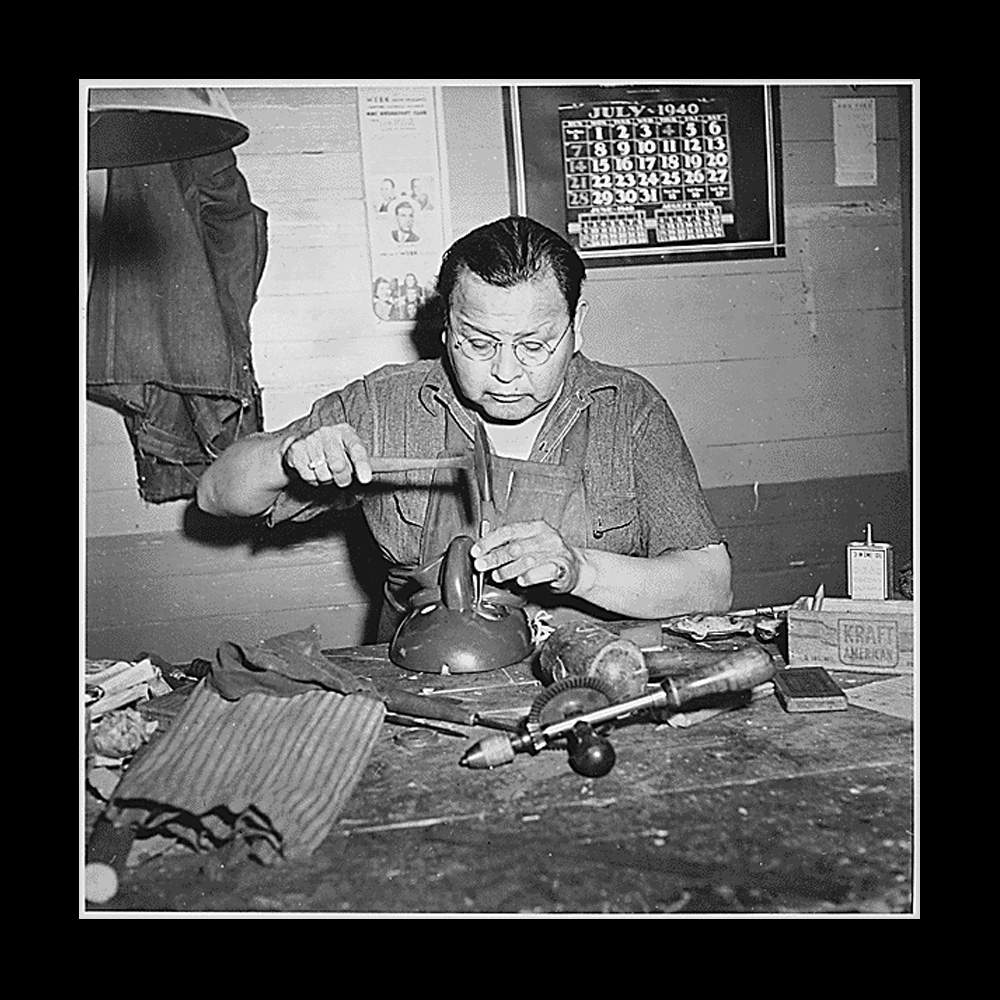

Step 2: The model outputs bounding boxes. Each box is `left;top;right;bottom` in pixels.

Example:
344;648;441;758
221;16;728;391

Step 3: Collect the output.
560;100;735;250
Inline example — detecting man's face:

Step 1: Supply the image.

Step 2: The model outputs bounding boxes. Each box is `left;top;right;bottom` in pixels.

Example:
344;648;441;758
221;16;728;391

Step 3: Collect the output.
396;205;414;231
380;180;394;201
446;269;579;423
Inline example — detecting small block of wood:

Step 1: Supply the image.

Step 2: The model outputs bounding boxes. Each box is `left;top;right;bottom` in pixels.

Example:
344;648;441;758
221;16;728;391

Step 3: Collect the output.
773;667;848;713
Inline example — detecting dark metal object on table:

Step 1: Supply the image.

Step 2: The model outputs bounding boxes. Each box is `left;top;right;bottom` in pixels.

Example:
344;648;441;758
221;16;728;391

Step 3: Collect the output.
528;676;619;777
526;675;617;734
387;423;531;675
565;722;617;777
388;535;532;674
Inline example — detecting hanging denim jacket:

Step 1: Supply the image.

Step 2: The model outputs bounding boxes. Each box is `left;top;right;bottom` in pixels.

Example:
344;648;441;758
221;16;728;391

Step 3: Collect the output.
87;149;268;503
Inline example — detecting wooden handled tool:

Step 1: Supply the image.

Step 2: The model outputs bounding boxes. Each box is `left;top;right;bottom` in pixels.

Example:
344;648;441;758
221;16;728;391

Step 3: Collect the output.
460;644;777;769
658;645;777;709
369;455;471;474
538;621;759;692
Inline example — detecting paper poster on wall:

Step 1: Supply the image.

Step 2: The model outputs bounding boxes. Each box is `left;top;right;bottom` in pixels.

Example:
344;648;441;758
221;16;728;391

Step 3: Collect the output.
358;88;451;324
834;97;877;187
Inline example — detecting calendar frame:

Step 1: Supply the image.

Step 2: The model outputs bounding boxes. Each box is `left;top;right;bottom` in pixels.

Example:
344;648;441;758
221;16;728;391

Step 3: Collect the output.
503;84;785;267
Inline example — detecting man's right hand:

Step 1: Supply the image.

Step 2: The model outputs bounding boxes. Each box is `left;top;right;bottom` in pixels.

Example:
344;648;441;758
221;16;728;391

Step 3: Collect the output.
280;424;373;488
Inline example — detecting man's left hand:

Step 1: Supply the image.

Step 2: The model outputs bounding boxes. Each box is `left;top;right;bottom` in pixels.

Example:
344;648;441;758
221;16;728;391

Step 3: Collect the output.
470;521;581;594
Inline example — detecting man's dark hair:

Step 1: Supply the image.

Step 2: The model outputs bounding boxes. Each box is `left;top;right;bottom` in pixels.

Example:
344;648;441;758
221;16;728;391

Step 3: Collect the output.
436;216;586;317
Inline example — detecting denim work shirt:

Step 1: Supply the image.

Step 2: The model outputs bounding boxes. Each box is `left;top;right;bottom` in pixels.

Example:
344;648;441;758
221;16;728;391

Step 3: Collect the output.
266;352;723;570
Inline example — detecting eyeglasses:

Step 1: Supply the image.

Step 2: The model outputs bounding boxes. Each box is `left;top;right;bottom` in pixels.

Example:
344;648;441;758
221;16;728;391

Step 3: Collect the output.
449;316;574;368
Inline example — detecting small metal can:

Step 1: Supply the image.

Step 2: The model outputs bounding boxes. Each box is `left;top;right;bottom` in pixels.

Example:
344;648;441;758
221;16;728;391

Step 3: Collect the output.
847;523;894;600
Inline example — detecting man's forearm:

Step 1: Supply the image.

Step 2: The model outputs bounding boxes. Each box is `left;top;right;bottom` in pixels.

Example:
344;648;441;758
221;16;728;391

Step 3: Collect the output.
196;433;290;517
570;544;732;619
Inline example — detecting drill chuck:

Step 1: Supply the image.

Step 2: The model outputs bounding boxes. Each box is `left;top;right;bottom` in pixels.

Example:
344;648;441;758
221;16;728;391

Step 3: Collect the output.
460;733;518;769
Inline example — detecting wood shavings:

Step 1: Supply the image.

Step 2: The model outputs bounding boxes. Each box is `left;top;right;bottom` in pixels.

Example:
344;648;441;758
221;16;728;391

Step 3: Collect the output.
530;610;557;645
89;707;158;758
337;812;486;835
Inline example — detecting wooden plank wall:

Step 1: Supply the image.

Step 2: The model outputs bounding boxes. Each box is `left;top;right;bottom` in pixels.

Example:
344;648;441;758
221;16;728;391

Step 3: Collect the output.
579;84;912;607
85;84;912;663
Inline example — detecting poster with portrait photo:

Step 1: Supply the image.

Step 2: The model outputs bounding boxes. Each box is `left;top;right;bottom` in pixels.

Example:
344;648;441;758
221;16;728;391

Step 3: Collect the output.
368;173;437;218
370;263;437;323
403;174;436;214
370;175;403;215
367;177;424;249
382;197;423;247
359;88;450;324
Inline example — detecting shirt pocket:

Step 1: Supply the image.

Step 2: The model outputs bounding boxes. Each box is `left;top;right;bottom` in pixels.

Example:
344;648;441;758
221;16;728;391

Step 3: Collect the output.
590;493;639;551
392;486;430;528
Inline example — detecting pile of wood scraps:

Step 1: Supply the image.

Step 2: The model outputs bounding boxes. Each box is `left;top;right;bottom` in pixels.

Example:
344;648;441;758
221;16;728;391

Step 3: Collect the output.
85;657;174;722
85;658;179;804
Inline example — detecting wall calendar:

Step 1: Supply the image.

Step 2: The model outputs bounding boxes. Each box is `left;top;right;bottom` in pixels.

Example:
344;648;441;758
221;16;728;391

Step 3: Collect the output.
504;85;785;267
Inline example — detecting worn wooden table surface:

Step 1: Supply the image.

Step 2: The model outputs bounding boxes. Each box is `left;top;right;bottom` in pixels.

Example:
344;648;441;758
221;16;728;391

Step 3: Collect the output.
91;635;915;915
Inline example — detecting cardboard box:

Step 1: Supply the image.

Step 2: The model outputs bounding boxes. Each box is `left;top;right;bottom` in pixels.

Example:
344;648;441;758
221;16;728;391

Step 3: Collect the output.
786;597;914;674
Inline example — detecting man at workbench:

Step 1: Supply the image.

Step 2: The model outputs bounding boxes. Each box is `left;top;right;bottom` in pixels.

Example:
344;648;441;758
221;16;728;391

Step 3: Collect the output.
197;216;732;640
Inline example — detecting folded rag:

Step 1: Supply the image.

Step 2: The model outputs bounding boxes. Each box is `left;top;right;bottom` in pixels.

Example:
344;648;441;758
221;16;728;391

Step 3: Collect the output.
105;627;385;863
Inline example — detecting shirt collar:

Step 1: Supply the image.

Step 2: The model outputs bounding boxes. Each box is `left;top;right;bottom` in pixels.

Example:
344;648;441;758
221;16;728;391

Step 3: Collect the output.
418;359;478;443
559;352;620;403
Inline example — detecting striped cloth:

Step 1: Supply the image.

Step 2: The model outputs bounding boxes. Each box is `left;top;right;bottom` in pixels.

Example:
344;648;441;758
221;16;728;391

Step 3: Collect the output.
113;680;385;862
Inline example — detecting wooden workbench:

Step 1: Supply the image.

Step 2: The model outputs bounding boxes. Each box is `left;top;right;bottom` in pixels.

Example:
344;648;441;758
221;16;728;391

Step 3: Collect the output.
89;636;915;915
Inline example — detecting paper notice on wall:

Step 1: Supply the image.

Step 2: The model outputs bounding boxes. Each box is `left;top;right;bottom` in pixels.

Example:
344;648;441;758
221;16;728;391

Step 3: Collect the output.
833;97;877;187
358;88;451;325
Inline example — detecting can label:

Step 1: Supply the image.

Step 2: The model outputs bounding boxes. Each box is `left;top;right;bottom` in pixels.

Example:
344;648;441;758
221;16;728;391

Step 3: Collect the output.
838;618;899;667
847;545;893;600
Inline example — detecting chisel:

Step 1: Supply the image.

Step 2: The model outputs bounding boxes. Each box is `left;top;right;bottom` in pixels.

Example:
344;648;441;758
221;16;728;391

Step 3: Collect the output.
380;687;522;733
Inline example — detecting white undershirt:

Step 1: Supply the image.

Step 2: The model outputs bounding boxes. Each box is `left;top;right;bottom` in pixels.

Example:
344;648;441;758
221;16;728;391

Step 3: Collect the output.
483;394;559;460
